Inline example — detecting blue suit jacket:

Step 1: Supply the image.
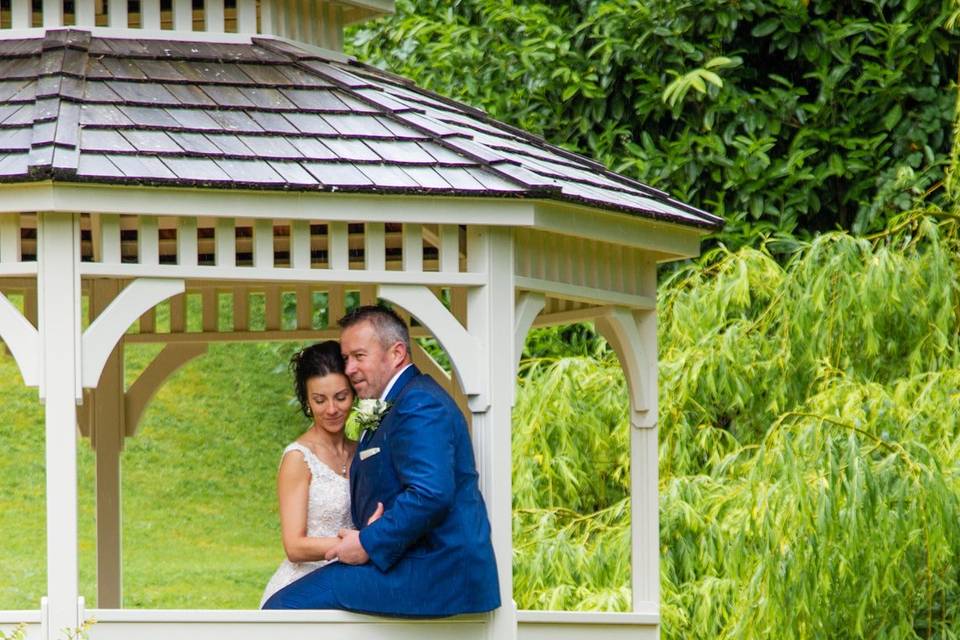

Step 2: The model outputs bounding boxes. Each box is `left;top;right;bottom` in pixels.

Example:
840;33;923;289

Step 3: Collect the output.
346;365;500;615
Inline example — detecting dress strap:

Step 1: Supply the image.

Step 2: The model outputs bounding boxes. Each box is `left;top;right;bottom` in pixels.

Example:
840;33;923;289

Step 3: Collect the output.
282;442;326;479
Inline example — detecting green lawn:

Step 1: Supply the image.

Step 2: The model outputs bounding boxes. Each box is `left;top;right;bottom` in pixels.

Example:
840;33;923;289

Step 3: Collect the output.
0;342;307;609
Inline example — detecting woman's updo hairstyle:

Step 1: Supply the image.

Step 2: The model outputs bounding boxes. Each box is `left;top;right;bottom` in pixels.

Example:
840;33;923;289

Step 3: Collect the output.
290;341;350;418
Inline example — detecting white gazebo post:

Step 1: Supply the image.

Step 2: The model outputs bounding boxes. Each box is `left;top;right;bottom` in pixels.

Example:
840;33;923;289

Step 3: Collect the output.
38;212;83;636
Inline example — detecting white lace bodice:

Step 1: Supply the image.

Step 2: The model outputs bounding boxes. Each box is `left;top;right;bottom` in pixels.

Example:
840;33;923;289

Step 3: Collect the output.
260;442;353;607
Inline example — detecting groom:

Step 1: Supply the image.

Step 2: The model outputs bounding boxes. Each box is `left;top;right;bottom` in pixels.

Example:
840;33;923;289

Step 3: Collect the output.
263;305;501;615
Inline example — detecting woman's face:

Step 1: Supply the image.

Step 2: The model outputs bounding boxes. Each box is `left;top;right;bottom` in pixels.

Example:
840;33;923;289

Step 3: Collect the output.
306;373;354;433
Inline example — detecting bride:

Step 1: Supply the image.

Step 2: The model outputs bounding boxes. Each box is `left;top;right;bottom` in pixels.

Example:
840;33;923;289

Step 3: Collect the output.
260;341;381;607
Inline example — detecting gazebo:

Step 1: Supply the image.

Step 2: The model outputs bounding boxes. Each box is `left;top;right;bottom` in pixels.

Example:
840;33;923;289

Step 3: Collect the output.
0;1;723;638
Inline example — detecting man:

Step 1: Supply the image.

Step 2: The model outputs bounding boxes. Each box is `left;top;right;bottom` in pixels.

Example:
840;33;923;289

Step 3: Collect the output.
263;305;501;616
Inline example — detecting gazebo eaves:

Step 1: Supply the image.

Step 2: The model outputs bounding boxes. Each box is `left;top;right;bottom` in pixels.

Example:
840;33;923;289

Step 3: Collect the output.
0;28;723;232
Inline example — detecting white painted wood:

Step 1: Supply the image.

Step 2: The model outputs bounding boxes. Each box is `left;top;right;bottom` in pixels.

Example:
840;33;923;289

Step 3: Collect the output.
11;0;30;28
518;622;657;640
139;216;160;266
1;184;536;226
253;219;274;269
76;0;96;26
532;306;613;328
107;0;127;28
37;212;81;637
402;223;423;272
364;222;385;271
438;224;459;273
216;218;236;267
0;214;20;263
289;220;311;269
82;279;186;389
0;263;37;276
465;226;516;640
125;344;208;437
99;214;122;263
88;280;124;610
177;217;198;267
80;262;486;286
517;611;658;625
174;0;192;30
378;284;483;400
594;308;654;429
141;0;161;29
513;292;544;372
237;0;257;33
80;609;486;640
0;292;40;386
206;0;225;32
328;221;349;270
42;0;63;27
515;276;655;310
258;0;274;34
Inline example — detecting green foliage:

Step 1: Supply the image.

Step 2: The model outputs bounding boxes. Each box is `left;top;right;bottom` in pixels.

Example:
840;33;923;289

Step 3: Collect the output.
348;0;960;245
511;212;960;637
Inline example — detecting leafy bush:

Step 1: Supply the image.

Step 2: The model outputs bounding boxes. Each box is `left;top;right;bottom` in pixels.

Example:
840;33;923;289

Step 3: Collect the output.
348;0;960;245
512;213;960;637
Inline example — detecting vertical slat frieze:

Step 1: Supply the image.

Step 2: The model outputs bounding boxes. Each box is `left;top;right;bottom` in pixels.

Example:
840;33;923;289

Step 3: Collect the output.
141;0;161;29
174;0;192;30
206;0;224;32
439;224;459;273
233;288;249;331
98;214;121;264
0;214;21;263
258;0;273;33
296;285;313;330
358;285;377;306
12;0;30;28
265;286;282;331
237;0;256;32
215;218;236;268
328;221;349;271
290;219;311;270
76;0;96;26
623;248;639;296
253;219;274;269
177;217;198;266
138;216;159;266
43;0;63;26
364;222;385;271
402;223;423;272
107;0;127;27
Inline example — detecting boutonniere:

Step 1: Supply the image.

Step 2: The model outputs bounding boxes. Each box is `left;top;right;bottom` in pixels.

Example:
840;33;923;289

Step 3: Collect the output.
355;399;391;434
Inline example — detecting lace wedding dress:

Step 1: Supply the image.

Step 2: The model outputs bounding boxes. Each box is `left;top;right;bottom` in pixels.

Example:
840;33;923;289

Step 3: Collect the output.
260;442;353;607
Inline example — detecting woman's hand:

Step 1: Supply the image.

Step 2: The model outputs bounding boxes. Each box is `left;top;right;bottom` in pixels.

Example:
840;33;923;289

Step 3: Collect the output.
366;502;384;525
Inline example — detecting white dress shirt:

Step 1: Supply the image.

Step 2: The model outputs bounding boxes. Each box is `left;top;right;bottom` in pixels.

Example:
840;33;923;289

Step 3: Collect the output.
379;363;413;401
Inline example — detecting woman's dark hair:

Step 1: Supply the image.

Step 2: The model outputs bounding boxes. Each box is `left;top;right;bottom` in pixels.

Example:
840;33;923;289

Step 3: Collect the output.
290;341;349;418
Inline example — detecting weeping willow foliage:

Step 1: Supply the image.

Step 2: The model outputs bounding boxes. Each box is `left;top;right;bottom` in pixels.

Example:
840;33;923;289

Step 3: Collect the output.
512;213;960;638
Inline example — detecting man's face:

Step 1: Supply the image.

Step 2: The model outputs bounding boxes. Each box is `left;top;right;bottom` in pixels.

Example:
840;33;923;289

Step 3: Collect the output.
341;320;400;399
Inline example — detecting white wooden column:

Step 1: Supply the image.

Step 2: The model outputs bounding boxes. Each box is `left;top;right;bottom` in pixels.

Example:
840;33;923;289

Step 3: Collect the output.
89;280;124;609
38;212;82;637
466;226;517;640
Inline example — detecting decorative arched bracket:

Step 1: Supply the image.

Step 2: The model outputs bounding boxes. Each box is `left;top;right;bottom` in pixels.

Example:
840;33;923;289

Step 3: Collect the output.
125;343;208;438
595;307;657;429
513;292;545;372
82;278;185;389
377;284;486;410
0;292;39;386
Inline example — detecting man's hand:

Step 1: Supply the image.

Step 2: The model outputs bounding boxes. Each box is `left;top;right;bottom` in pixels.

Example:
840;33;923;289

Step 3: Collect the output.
325;529;370;565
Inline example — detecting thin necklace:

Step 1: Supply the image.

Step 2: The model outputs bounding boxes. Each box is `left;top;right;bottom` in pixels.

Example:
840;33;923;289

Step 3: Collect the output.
303;434;349;477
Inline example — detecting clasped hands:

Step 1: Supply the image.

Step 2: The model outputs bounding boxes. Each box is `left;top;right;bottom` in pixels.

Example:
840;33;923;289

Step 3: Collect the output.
324;501;384;565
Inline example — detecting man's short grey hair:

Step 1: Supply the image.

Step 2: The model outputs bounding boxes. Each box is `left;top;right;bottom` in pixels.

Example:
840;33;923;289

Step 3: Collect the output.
338;305;411;353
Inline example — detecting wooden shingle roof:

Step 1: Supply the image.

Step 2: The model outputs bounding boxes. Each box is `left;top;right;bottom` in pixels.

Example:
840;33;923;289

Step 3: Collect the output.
0;29;722;230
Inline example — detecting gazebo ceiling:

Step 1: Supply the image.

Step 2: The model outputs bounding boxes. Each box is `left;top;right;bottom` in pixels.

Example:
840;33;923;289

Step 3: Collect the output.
0;29;721;231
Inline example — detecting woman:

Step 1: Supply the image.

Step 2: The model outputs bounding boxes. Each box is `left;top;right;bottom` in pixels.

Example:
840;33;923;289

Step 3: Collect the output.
260;341;379;607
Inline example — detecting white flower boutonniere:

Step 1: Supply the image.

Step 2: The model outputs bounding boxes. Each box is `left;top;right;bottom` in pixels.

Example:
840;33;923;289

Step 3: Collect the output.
355;399;391;434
